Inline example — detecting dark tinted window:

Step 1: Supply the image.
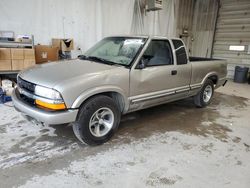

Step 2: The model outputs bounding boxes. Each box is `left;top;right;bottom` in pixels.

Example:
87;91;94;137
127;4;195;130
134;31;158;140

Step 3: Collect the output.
175;47;188;65
141;40;173;67
172;39;188;65
172;39;184;49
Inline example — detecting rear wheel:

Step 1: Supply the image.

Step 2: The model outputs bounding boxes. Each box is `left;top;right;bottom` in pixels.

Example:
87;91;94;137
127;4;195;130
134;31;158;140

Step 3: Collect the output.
72;95;121;145
194;79;214;107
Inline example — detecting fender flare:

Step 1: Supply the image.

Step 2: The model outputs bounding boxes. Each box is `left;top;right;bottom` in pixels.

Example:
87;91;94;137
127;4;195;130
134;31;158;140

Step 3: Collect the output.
71;85;129;112
201;71;218;86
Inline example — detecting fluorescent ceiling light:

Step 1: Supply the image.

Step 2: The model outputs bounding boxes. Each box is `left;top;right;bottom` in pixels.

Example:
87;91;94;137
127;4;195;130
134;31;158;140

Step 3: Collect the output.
229;45;245;51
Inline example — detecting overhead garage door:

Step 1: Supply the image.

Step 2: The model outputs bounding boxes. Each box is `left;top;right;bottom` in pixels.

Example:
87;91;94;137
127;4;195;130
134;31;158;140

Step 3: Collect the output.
212;0;250;79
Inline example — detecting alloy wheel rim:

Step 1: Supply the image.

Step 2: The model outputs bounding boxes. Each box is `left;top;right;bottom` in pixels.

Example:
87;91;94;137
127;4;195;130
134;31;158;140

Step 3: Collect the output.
203;85;213;103
89;107;114;137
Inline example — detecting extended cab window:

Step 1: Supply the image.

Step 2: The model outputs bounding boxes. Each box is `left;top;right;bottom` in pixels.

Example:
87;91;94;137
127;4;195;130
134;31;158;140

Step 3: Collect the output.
172;39;188;65
141;40;173;67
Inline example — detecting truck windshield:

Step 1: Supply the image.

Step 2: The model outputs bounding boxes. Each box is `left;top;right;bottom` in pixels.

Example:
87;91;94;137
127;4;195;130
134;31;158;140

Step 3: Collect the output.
83;37;146;66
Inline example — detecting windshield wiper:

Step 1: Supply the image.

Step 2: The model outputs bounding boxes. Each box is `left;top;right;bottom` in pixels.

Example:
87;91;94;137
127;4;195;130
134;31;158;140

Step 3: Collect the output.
87;56;116;65
78;55;88;60
78;55;122;66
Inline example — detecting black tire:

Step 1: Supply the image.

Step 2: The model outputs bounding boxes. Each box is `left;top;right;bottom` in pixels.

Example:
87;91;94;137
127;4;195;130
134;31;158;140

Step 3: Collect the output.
194;79;214;108
72;95;121;145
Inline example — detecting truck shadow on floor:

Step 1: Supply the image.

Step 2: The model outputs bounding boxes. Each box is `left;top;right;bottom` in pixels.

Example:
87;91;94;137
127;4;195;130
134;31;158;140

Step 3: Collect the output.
51;92;248;145
111;93;248;144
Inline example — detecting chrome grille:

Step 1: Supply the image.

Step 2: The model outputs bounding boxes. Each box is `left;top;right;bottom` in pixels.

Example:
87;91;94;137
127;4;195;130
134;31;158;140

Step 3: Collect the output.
17;77;35;93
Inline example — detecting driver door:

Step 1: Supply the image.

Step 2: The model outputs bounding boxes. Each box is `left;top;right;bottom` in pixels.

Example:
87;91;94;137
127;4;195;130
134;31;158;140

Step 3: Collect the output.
129;39;188;111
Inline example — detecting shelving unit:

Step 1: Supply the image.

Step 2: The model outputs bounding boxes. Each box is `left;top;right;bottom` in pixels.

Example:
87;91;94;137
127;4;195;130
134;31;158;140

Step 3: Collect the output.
0;71;19;80
0;35;34;49
0;35;34;77
0;71;19;75
0;41;33;48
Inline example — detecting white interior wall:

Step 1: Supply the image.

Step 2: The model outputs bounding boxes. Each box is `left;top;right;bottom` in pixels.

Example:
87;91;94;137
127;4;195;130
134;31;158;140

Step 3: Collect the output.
0;0;176;52
131;0;176;37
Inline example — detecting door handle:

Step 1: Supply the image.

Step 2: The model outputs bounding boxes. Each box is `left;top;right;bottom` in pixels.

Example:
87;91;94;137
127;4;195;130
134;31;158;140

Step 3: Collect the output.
171;70;177;75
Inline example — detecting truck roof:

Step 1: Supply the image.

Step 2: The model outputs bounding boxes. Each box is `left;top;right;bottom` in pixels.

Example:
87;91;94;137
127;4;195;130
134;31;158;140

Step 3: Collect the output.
104;35;182;41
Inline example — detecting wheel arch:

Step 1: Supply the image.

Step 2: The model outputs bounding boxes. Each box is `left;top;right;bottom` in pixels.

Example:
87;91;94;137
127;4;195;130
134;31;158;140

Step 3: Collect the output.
202;72;219;86
207;75;218;85
71;86;129;113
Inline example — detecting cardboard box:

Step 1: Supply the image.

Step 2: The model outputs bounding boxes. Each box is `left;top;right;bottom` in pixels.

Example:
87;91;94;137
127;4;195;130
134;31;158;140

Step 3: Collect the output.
61;39;74;51
35;45;59;64
52;38;74;51
24;59;36;69
0;60;12;70
12;60;24;70
24;49;35;59
52;39;61;49
0;48;11;60
11;48;24;60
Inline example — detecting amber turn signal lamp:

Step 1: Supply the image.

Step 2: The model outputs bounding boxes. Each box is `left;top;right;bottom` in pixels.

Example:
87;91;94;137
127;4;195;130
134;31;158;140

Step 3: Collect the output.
35;99;66;110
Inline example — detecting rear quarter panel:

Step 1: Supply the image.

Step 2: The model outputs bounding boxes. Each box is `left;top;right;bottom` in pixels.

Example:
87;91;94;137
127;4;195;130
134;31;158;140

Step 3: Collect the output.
190;60;227;86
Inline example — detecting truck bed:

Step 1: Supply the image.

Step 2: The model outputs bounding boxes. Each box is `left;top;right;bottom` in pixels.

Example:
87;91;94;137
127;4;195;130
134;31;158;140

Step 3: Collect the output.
189;57;227;91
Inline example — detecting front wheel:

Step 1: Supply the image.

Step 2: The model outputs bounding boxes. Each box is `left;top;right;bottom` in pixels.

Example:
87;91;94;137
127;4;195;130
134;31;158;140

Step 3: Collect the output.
72;95;121;145
194;79;214;108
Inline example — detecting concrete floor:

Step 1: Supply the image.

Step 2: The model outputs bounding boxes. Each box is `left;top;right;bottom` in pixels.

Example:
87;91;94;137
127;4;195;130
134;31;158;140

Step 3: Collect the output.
0;80;250;188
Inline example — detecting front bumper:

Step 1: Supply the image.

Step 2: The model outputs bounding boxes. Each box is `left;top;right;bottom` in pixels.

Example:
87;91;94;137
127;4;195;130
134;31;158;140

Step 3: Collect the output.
12;89;78;125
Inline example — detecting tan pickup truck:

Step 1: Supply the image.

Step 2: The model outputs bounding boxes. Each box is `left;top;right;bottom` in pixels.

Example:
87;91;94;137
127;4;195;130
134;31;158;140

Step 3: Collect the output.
12;36;227;145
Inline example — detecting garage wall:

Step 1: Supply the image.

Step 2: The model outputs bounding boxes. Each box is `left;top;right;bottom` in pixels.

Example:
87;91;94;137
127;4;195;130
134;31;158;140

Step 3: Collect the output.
0;0;134;52
191;0;218;57
131;0;176;37
212;0;250;78
175;0;195;54
175;0;218;57
0;0;176;53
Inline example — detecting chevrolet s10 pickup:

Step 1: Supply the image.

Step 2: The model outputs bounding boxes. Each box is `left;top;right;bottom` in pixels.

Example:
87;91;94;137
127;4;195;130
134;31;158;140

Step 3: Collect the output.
12;36;227;145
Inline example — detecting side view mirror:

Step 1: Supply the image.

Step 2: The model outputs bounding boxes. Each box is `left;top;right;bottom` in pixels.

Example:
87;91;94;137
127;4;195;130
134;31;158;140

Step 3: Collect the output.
137;59;146;69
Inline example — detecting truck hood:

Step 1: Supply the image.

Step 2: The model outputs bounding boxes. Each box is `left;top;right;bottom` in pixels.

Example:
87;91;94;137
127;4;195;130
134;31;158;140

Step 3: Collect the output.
19;59;122;88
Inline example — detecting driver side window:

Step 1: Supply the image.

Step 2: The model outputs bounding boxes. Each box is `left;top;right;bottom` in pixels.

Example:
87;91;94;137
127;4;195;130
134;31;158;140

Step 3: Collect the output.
141;40;173;67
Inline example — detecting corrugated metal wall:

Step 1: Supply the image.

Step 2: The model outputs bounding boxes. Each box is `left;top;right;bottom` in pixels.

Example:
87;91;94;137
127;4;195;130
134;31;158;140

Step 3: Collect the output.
176;0;218;57
176;0;194;35
212;0;250;78
191;0;218;57
176;0;195;53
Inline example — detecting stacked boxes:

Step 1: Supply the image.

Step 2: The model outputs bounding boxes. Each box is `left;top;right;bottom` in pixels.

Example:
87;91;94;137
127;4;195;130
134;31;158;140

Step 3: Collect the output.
0;48;12;71
24;49;36;69
11;48;24;70
0;48;35;71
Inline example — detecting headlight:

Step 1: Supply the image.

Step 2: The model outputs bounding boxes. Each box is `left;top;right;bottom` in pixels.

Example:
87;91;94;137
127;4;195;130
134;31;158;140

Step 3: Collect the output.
35;85;62;100
34;85;66;110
